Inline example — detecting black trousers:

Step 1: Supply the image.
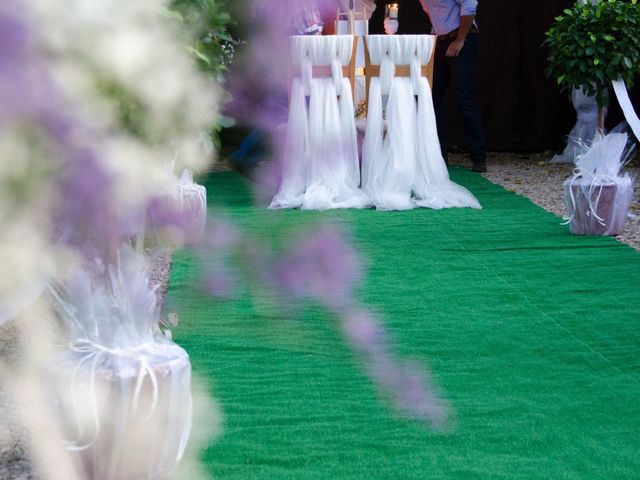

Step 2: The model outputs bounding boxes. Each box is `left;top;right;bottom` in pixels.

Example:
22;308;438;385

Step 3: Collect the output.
432;33;486;165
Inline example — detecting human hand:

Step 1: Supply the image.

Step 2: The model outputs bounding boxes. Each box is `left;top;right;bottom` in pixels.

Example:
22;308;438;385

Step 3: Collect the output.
446;39;465;57
383;18;398;35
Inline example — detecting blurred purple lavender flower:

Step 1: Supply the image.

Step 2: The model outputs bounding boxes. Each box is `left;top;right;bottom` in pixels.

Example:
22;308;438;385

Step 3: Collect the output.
194;218;451;428
0;6;53;127
201;221;244;299
390;363;450;428
0;9;26;62
0;3;70;139
187;218;454;430
204;271;238;298
343;308;451;429
204;220;243;251
0;8;30;118
274;225;361;309
225;0;338;200
57;149;119;262
147;195;191;233
342;308;386;350
0;4;120;264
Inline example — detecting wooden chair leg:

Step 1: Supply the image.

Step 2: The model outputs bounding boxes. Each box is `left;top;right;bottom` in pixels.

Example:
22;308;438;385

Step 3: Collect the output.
349;35;358;99
363;36;372;104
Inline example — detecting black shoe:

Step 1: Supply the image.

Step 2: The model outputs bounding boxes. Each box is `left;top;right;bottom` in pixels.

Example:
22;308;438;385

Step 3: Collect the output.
472;161;487;173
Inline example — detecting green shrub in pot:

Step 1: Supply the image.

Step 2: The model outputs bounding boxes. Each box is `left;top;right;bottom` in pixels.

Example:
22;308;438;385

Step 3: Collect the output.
545;0;640;134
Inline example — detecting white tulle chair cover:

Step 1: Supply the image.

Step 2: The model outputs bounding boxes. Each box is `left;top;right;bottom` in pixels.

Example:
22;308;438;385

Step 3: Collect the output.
362;35;481;210
270;35;367;210
336;20;368;102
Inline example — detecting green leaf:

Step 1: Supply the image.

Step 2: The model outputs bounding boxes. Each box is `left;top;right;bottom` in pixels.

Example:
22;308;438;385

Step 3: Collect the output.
155;6;184;22
187;46;212;65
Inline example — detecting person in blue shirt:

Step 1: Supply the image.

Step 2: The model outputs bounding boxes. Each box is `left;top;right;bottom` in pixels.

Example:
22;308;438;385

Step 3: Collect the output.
423;0;486;172
386;0;486;172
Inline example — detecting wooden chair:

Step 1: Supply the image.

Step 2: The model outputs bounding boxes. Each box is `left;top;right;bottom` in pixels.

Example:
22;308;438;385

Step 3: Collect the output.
271;35;365;210
362;35;437;101
290;35;358;99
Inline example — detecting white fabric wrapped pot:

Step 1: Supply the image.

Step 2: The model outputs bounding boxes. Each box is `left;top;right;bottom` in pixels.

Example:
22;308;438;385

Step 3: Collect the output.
563;132;635;236
48;247;193;480
564;175;634;236
49;342;192;480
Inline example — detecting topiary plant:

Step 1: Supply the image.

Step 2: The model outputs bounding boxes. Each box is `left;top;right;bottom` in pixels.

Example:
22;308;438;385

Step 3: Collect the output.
545;0;640;134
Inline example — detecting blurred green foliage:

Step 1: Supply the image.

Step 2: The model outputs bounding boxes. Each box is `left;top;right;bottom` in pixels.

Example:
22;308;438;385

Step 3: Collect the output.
165;0;236;81
163;0;238;148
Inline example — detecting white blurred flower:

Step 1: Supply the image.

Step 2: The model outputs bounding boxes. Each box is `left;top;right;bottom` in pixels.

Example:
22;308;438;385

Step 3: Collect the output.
0;0;220;303
30;0;218;201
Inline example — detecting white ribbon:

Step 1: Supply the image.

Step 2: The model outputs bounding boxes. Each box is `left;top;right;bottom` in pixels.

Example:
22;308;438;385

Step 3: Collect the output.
301;56;313;97
380;52;395;95
331;56;344;96
63;340;160;451
563;174;609;226
410;56;422;95
612;78;640;141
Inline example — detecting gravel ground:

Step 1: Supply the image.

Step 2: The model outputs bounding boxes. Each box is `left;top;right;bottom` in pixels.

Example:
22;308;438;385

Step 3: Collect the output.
0;388;34;480
450;152;640;251
1;153;638;479
149;247;174;311
0;320;38;480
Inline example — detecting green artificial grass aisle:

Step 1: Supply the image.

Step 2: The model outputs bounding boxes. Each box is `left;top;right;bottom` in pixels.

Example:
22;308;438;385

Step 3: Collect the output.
165;169;640;479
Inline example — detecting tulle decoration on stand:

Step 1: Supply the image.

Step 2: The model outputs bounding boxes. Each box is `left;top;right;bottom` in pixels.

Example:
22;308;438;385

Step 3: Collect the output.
362;35;481;211
269;35;368;210
563;132;636;235
147;169;207;247
48;247;192;480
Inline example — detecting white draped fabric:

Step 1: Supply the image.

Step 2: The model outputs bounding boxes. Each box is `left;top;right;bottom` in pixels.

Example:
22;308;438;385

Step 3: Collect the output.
612;78;640;143
551;87;604;164
336;20;368;102
270;35;367;210
362;35;482;211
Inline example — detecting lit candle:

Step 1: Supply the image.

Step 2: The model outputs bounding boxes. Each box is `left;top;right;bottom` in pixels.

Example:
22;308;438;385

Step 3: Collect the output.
387;3;399;19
